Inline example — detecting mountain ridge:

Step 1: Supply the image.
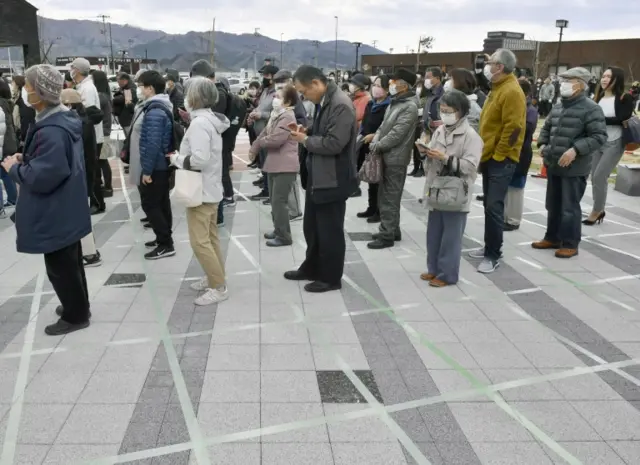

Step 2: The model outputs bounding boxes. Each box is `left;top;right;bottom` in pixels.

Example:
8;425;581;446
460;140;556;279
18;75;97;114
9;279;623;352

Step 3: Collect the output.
4;17;386;72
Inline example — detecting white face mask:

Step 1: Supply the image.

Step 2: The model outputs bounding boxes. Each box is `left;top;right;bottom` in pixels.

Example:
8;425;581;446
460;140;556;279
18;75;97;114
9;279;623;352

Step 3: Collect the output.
136;87;145;101
247;89;257;96
272;97;283;111
483;65;495;82
424;79;433;90
560;82;575;98
389;84;398;96
441;113;458;126
443;80;453;92
21;87;32;108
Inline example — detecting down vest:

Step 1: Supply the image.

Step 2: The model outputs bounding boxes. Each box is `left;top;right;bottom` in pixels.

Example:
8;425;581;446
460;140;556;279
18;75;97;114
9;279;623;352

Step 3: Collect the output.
537;92;607;177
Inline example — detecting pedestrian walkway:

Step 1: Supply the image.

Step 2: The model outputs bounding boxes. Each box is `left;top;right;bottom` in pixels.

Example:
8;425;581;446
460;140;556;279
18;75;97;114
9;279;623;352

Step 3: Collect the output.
2;136;640;464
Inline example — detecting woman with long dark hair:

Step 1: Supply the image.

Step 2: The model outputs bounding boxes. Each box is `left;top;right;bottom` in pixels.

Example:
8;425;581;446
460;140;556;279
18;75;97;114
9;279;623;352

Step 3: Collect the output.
90;70;114;199
583;66;635;225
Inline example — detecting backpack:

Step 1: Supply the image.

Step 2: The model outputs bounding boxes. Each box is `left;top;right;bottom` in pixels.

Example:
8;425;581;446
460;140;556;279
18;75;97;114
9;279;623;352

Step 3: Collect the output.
120;102;184;164
225;92;248;131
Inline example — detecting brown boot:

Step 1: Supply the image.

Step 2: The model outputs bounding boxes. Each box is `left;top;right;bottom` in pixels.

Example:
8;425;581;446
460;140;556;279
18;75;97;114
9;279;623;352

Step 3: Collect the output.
420;273;435;281
555;248;578;259
531;239;561;250
429;278;450;288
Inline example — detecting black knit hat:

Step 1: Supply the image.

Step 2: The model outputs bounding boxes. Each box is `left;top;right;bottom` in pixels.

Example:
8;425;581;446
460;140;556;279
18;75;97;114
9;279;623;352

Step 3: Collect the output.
391;68;417;87
349;73;371;89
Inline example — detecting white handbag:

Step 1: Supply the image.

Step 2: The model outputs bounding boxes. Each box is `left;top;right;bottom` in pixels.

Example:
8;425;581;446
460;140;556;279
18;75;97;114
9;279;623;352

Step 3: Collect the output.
173;169;203;208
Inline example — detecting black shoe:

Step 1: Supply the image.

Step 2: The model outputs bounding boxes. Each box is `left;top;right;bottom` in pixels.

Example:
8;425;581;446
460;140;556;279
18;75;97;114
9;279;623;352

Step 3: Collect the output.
476;195;484;201
252;178;264;187
44;319;90;336
55;305;91;319
350;187;362;198
408;168;418;176
367;213;381;223
264;231;276;240
582;212;606;226
83;254;102;267
372;231;401;241
90;205;106;215
357;209;375;218
284;270;314;281
140;217;148;223
221;197;236;207
143;222;153;229
304;281;342;293
247;162;258;169
367;238;394;249
251;190;269;200
412;169;425;178
124;166;129;174
102;188;114;198
145;240;158;248
262;199;271;205
503;223;520;231
266;238;293;247
144;245;176;260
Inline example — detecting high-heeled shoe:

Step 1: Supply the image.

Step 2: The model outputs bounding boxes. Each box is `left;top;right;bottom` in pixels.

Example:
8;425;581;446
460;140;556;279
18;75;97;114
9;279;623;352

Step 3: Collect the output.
582;211;605;226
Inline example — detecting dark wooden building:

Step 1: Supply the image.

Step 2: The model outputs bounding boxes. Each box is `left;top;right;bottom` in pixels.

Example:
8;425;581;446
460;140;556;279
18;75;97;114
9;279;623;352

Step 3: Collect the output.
0;0;40;68
362;38;640;84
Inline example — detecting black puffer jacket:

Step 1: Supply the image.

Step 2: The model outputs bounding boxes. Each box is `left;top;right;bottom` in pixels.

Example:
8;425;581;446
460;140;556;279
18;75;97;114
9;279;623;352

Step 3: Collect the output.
538;92;607;177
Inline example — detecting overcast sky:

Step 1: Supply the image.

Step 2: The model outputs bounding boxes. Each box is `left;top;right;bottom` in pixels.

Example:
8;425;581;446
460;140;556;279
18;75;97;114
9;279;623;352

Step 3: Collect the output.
29;0;640;53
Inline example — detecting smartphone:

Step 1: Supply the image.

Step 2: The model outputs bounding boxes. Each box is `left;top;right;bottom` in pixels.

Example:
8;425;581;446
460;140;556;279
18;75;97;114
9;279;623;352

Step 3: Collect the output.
416;140;429;149
124;89;132;103
286;122;298;131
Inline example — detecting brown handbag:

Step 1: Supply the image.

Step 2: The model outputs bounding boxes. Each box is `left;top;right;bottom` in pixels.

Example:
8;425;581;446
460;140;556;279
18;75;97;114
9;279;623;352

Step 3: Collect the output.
358;151;383;184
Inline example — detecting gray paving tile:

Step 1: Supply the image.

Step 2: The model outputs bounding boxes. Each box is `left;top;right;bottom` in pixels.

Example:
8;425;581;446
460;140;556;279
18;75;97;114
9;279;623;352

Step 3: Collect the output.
446;403;534;442
509;401;601;441
201;371;261;402
546;441;627;465
483;369;564;401
262;443;334;465
192;444;260;465
156;420;190;446
78;371;147;403
470;442;554;465
57;404;135;444
197;402;260;441
120;421;162;450
206;344;260;371
608;440;640;464
324;404;400;443
151;451;190;465
570;400;640;440
261;371;321;403
434;441;484;465
260;344;315;370
10;445;50;465
316;370;383;404
24;371;92;404
261;402;329;443
42;444;120;465
401;442;446;465
332;442;409;465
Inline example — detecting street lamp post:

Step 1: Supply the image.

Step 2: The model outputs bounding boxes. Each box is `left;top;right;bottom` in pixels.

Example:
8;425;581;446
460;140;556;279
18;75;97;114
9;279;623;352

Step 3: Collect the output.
128;39;134;73
280;33;284;68
254;28;260;76
353;42;362;71
311;40;320;67
334;16;338;79
554;19;569;76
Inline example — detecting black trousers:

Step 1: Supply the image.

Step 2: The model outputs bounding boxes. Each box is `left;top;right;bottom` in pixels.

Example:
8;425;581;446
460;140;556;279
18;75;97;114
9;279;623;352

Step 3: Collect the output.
544;174;587;249
481;158;516;260
99;159;112;190
298;194;346;285
44;241;90;324
140;170;173;246
91;143;106;210
222;149;234;198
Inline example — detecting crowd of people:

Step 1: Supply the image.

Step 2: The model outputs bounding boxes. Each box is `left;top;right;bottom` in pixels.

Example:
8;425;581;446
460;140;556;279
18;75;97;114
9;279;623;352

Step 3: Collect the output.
0;47;637;335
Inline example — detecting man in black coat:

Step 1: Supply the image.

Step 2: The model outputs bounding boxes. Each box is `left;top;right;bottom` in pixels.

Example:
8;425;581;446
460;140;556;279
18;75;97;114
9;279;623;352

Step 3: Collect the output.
112;72;138;132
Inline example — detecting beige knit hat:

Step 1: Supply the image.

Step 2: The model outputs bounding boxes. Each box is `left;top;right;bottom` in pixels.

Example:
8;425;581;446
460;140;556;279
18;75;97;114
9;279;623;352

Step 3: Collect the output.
24;64;64;105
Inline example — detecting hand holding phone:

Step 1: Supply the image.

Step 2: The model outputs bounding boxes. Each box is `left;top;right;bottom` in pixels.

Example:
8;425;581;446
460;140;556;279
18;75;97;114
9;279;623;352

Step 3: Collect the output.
124;89;132;104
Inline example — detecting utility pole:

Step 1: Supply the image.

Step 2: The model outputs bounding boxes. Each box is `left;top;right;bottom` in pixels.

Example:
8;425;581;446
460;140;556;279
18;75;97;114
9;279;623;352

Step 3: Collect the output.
280;33;284;69
210;17;216;66
334;16;339;79
311;40;320;67
253;28;260;75
353;42;362;71
97;15;115;74
372;40;378;49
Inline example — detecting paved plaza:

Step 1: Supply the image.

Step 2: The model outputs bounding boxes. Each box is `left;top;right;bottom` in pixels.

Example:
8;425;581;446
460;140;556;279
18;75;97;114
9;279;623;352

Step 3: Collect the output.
2;133;640;464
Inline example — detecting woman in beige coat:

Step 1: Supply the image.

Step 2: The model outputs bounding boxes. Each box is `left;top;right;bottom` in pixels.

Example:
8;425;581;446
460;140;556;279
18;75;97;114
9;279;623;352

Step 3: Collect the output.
416;89;483;287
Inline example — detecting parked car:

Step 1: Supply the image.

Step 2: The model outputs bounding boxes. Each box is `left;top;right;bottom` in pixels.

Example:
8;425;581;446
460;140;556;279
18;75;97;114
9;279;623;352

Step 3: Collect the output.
228;78;247;95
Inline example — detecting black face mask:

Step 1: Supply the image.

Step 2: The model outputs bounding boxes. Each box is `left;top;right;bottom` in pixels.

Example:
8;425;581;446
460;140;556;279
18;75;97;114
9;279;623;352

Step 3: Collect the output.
262;78;272;88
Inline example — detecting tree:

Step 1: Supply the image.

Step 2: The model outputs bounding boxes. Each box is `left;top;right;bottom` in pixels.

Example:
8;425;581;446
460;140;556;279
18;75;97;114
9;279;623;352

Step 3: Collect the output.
416;36;434;72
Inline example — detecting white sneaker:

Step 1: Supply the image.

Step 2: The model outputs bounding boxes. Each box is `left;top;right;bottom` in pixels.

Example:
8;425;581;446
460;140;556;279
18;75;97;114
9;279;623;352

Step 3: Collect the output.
189;277;209;292
194;287;229;306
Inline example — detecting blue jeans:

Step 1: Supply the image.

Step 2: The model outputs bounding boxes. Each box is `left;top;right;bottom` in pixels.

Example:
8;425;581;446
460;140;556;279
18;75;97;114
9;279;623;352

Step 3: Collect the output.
0;166;17;205
481;158;516;260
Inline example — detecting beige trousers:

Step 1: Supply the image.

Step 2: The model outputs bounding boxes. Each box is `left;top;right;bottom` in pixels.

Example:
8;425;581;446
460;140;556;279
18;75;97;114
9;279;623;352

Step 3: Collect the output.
504;187;524;226
186;202;225;289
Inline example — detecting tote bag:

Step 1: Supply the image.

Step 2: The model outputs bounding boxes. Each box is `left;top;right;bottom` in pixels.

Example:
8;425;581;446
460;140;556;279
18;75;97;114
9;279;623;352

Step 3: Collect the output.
358;152;383;184
425;158;470;212
173;169;203;208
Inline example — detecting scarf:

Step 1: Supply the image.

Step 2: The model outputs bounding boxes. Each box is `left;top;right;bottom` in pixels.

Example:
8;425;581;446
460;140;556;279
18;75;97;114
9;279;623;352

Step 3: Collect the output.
266;106;293;132
444;115;467;135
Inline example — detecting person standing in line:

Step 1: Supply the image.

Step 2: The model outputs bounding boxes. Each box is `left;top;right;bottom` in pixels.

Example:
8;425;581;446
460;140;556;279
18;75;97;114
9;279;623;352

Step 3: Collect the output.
132;70;176;260
68;58;103;267
367;68;419;249
582;66;635;226
168;77;230;305
2;65;91;335
0;79;18;217
90;70;114;199
468;49;526;274
287;66;358;293
532;67;607;258
539;78;555;117
70;58;106;214
504;79;539;231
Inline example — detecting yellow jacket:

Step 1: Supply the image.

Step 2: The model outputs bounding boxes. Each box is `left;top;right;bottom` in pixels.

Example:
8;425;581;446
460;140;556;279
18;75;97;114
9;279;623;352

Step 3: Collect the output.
479;73;526;163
